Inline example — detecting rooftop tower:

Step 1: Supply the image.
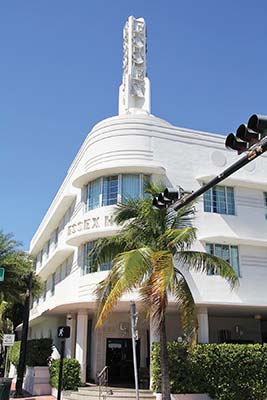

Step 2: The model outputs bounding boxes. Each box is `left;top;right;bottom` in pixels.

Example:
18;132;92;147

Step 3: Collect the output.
118;16;151;115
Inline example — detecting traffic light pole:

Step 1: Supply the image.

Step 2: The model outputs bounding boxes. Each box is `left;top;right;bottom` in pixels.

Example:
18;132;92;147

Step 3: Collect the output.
57;339;65;400
172;136;267;211
130;302;139;400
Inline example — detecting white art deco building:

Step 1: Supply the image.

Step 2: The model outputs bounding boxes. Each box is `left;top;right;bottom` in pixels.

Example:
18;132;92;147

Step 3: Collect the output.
29;16;267;385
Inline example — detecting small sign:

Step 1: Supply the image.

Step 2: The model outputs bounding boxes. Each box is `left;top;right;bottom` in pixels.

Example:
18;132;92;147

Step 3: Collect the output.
0;268;5;282
3;334;15;347
57;326;70;338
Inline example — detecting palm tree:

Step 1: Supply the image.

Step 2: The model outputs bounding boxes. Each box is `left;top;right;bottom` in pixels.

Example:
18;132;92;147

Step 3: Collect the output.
0;230;42;318
0;231;42;328
90;184;238;400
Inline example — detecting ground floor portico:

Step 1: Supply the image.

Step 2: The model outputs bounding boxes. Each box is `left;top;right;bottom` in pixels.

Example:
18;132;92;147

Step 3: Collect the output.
28;303;267;386
65;309;183;385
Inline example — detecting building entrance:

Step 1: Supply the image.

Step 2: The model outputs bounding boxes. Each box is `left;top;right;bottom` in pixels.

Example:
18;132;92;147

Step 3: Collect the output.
106;338;140;386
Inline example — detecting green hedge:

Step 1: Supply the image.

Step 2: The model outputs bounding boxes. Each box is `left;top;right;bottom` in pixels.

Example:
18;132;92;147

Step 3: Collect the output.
26;338;53;366
152;342;267;400
49;358;81;390
8;339;53;369
8;341;21;369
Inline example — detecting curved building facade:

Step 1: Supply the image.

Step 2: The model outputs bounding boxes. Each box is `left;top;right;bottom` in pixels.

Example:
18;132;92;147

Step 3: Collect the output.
29;16;267;385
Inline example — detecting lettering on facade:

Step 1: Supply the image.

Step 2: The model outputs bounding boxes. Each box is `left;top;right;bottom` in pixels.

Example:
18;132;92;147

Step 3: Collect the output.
68;215;114;235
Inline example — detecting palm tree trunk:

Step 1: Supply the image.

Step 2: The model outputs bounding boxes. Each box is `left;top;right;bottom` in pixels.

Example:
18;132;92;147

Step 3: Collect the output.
160;316;171;400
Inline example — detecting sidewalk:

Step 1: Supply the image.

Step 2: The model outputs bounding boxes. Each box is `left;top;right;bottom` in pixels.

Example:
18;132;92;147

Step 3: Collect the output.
10;381;56;400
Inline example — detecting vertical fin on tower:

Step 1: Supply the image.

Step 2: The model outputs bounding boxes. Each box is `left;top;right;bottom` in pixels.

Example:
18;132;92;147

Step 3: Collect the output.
119;16;151;115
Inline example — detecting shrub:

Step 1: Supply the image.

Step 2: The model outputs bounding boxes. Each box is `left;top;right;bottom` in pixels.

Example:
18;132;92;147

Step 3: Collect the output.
26;338;53;366
8;338;53;371
8;341;21;369
49;358;81;391
152;342;267;400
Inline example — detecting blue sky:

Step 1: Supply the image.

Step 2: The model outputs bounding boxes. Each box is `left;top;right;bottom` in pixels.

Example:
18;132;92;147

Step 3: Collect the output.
1;0;267;249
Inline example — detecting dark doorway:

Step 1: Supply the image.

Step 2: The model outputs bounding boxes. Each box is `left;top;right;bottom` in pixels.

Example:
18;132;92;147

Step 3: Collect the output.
106;338;140;386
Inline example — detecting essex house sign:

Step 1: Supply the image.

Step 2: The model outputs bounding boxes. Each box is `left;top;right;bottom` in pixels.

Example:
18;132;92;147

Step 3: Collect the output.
67;214;114;235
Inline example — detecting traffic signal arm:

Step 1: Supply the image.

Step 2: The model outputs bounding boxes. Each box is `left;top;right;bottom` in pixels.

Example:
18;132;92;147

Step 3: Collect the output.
171;135;267;211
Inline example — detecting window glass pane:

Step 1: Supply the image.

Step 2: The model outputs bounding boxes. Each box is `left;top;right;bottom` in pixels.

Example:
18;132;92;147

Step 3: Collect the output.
205;243;214;275
206;243;240;277
203;189;212;212
122;174;139;201
143;175;150;199
205;243;214;255
55;228;59;247
99;262;112;271
47;240;50;258
55;265;62;284
84;241;97;274
213;186;226;214
230;246;240;276
66;256;72;276
103;176;118;206
43;281;47;301
204;185;235;215
84;241;112;273
51;273;56;296
88;179;101;210
226;187;235;215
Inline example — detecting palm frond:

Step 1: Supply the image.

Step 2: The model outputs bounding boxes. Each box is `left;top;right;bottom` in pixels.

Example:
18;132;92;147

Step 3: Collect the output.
143;181;165;197
89;235;129;271
166;202;196;230
0;231;21;259
94;247;152;327
114;199;142;225
140;251;175;329
176;251;239;288
158;227;197;253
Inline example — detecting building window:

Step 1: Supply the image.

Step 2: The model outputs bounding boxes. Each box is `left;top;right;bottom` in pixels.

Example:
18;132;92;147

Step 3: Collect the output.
206;243;240;276
47;239;50;258
83;241;112;274
87;174;150;211
88;178;101;210
122;174;140;202
203;186;235;215
43;280;47;301
55;227;59;247
264;193;267;220
103;176;119;206
51;272;56;296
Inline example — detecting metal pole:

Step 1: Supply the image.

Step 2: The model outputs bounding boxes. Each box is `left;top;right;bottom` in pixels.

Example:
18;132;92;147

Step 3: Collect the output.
4;346;8;378
172;136;267;211
15;271;33;397
57;340;65;400
130;302;139;400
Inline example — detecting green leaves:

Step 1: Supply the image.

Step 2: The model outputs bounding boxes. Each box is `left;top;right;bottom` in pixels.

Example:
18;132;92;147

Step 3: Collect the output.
0;230;42;303
94;247;152;327
91;186;238;346
176;251;239;288
152;342;267;399
50;358;81;390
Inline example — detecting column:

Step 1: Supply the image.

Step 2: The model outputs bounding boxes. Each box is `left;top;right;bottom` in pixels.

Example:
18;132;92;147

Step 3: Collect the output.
75;310;88;383
149;315;160;388
65;313;76;358
197;307;209;344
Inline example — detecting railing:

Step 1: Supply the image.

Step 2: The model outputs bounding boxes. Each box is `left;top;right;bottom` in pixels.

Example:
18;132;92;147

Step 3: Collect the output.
98;366;110;400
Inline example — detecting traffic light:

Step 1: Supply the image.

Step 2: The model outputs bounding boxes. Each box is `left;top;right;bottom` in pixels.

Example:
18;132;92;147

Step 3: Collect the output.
153;187;184;209
225;114;267;154
247;114;267;135
225;133;248;154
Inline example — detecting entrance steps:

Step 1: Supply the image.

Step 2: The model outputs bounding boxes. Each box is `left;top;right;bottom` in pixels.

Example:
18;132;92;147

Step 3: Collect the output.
63;386;156;400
